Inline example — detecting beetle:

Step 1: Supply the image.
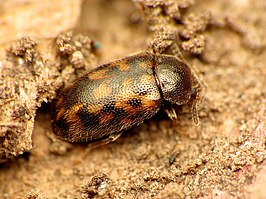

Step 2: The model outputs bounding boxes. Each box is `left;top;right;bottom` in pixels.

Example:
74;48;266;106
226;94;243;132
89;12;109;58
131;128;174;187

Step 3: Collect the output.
51;52;201;145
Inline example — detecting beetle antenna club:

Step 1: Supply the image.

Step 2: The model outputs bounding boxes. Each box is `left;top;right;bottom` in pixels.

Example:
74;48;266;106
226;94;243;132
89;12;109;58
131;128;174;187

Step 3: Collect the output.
191;83;201;125
190;61;205;126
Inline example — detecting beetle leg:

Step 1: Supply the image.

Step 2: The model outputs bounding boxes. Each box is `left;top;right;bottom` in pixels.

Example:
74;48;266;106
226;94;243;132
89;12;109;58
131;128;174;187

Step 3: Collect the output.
108;132;123;142
88;132;123;148
164;106;178;120
191;99;199;125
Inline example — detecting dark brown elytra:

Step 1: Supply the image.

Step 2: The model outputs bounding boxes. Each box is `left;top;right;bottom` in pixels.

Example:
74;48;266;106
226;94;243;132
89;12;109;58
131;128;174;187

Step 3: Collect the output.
51;52;201;145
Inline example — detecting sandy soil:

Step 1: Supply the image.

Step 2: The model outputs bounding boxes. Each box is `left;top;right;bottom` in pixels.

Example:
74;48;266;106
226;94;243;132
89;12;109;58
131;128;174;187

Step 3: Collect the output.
0;0;266;198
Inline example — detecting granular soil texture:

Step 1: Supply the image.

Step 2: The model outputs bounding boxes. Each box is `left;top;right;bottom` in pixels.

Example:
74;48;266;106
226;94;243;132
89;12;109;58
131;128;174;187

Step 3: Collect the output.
0;0;266;198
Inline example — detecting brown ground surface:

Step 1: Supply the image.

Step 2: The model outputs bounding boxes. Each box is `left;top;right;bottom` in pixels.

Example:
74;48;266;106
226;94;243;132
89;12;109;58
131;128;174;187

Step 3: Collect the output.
0;0;266;198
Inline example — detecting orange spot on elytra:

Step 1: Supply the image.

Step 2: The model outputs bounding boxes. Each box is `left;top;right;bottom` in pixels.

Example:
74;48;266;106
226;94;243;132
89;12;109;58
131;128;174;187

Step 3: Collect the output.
141;98;158;110
66;104;84;123
99;113;114;124
88;68;110;80
138;60;152;69
140;74;154;84
92;83;112;100
117;60;130;71
55;96;64;109
56;107;66;121
122;78;133;91
87;104;103;114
